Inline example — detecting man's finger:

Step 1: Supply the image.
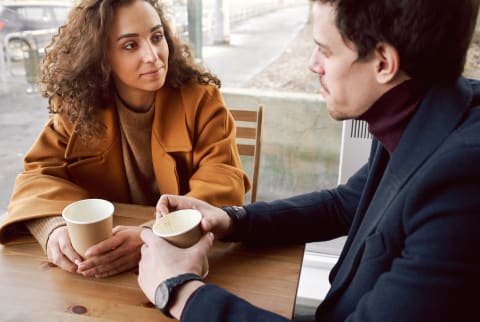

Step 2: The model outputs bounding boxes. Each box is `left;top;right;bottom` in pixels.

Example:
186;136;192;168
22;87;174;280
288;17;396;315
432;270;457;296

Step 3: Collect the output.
191;232;214;255
140;227;158;245
156;194;178;216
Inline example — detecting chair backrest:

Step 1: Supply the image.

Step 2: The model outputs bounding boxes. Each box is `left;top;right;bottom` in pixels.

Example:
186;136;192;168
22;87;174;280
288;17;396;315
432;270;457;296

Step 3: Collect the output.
229;104;264;204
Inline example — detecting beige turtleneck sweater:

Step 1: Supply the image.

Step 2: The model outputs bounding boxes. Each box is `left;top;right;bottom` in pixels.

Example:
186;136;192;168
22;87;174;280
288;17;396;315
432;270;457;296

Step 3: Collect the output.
116;96;160;205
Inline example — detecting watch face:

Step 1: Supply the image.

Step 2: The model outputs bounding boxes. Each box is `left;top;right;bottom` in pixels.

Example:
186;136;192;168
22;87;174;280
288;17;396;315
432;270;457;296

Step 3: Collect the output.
154;273;202;318
155;282;169;310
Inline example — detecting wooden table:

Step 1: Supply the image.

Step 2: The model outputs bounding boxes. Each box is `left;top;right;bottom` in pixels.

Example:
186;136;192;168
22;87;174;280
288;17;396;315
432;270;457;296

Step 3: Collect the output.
0;203;305;321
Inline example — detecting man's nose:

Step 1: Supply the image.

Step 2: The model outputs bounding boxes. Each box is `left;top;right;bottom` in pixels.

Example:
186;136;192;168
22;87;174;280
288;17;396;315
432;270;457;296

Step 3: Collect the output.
308;51;324;75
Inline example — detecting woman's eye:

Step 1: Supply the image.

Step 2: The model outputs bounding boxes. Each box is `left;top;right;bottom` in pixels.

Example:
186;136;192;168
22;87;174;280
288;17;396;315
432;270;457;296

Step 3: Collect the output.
152;33;164;42
123;42;137;50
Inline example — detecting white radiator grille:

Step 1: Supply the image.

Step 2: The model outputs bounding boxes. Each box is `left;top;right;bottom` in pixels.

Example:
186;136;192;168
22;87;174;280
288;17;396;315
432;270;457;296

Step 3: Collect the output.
338;120;372;184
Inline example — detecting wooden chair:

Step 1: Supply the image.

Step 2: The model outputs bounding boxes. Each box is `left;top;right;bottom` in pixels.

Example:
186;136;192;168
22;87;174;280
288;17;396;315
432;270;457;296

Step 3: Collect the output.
230;105;265;204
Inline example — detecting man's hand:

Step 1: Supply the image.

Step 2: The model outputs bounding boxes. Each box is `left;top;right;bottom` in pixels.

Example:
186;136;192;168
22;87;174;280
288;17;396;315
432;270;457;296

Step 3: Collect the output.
138;228;213;319
156;194;233;239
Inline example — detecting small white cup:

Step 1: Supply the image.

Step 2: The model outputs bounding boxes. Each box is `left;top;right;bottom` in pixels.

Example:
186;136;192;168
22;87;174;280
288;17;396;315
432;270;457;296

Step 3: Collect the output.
62;198;114;259
153;209;209;278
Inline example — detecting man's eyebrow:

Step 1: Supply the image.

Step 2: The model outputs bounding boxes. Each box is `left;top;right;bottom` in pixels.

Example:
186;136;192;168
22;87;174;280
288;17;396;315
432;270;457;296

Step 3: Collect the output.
313;38;327;49
116;24;163;41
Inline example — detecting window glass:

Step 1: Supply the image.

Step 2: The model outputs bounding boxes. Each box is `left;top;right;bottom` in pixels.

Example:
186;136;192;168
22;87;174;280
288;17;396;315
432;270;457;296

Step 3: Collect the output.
53;7;69;22
17;7;51;22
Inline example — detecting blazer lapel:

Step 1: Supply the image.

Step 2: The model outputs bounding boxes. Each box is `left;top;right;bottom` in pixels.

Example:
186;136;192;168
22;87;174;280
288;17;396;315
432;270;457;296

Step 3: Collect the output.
330;140;388;277
326;78;473;297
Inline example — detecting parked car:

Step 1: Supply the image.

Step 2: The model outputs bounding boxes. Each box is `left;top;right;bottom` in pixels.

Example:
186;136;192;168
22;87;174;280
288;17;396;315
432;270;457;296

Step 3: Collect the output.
0;1;71;61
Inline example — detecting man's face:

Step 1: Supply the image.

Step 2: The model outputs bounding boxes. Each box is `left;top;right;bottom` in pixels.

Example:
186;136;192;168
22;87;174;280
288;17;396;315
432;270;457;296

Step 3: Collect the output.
309;2;382;120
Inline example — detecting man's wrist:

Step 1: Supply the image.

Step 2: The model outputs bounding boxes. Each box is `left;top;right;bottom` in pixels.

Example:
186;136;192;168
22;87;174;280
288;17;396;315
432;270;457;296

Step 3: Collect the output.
155;273;202;318
220;206;247;242
169;280;204;319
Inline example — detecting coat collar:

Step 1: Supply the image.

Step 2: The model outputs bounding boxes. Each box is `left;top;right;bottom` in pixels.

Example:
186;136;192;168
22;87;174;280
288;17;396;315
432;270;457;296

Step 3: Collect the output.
66;85;194;157
151;85;192;152
389;77;472;177
327;77;475;297
65;85;195;198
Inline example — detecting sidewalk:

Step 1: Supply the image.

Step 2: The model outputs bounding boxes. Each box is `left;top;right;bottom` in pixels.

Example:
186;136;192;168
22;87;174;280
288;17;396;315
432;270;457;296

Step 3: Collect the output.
203;5;310;87
0;5;310;214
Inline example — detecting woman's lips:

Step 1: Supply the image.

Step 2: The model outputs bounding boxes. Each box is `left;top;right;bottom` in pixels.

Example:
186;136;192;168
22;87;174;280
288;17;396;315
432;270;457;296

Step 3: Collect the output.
141;66;164;77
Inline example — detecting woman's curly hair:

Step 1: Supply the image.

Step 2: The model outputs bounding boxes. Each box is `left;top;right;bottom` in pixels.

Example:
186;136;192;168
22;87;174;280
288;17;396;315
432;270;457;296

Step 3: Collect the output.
41;0;220;140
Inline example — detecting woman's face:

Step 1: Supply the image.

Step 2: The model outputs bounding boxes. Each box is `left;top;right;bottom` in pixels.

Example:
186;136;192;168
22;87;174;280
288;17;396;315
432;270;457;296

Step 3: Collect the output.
107;0;169;101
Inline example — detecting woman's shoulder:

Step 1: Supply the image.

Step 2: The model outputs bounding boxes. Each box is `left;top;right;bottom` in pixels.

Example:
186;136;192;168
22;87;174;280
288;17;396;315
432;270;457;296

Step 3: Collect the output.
178;80;221;96
157;81;222;110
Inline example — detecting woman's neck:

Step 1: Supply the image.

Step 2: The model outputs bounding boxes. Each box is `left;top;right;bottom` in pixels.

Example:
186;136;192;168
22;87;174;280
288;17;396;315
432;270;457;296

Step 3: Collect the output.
116;92;155;112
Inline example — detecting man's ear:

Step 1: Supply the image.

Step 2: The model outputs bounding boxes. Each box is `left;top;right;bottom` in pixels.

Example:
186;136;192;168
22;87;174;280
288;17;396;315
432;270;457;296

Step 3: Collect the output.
373;42;400;84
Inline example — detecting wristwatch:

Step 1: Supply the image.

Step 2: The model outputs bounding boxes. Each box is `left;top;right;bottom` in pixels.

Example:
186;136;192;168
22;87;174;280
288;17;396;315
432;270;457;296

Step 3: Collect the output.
155;273;202;318
221;206;247;242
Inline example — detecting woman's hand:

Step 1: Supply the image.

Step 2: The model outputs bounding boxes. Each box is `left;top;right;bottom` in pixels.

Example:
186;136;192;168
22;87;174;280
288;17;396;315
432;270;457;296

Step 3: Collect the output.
76;225;143;278
47;226;83;273
156;194;233;239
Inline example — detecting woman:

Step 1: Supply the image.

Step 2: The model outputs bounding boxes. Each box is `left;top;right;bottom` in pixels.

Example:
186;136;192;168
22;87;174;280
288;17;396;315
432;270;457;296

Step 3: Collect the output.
0;0;249;278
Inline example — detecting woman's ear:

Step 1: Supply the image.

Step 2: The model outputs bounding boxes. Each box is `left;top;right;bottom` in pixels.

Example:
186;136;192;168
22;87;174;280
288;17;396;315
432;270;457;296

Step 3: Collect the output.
373;42;401;84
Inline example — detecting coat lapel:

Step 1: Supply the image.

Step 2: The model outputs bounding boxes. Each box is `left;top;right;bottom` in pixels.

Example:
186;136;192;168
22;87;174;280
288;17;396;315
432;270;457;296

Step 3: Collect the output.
151;86;193;195
326;78;473;297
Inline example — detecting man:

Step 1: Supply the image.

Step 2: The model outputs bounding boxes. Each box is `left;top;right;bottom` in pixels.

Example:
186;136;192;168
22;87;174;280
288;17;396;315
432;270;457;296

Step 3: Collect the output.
138;0;480;321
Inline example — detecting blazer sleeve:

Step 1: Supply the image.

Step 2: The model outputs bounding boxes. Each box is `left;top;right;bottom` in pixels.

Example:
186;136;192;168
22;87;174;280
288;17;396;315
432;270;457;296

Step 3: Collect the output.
181;285;292;322
238;164;368;247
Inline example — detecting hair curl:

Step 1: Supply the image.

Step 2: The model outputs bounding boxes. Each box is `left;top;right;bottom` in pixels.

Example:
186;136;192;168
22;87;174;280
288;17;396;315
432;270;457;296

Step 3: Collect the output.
41;0;220;140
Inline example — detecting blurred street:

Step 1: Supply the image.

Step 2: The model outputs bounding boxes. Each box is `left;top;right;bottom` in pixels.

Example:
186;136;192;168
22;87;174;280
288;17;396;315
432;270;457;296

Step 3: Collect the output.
0;4;310;215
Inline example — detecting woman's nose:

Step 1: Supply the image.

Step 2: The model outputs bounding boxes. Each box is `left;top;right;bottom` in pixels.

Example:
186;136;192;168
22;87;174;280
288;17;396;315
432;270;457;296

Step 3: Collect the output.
142;42;158;63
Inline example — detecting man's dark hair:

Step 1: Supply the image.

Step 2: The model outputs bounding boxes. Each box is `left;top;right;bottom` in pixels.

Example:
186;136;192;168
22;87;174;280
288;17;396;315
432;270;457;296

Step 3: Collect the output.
314;0;480;82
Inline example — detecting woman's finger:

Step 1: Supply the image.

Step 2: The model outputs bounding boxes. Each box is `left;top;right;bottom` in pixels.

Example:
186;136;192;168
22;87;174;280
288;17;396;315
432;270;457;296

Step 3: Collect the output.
50;242;78;273
84;234;123;257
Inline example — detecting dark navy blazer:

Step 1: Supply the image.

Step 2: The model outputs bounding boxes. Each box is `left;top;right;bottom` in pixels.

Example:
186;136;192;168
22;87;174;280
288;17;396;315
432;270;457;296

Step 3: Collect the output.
182;78;480;322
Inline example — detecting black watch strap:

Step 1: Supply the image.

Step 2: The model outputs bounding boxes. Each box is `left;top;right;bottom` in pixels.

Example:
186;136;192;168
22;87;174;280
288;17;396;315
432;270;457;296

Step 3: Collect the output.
155;273;202;318
221;206;247;242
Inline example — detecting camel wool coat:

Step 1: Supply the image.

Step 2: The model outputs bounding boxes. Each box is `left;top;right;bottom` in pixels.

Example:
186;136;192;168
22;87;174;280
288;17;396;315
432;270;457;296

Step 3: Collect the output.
0;82;250;243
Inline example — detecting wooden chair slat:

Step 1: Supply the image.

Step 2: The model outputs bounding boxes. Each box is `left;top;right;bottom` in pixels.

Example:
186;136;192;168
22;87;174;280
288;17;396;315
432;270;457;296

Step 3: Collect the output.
229;105;264;203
